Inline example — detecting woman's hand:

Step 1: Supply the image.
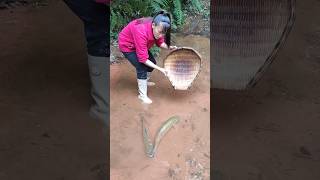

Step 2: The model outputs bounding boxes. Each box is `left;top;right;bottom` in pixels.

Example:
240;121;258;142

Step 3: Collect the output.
160;43;180;50
169;45;178;50
159;68;168;76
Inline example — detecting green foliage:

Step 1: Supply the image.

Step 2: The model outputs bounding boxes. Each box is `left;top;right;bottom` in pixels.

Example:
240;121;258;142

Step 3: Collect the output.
111;0;152;38
111;10;128;40
172;0;183;26
111;0;205;41
149;46;161;57
149;0;184;30
188;0;203;13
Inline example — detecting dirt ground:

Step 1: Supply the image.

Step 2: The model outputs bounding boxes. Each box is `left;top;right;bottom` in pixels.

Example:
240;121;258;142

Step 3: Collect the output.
213;0;320;179
1;0;320;180
0;2;108;180
110;35;210;180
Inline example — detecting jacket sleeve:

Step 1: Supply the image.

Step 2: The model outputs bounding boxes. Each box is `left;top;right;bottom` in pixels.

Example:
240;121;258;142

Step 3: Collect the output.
131;26;149;63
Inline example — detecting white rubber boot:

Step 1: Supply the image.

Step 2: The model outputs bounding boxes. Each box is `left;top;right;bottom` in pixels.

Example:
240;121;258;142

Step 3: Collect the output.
137;79;152;104
147;72;156;86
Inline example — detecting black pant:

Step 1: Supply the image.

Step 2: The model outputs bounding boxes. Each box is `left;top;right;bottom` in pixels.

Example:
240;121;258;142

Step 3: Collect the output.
122;51;156;79
63;0;110;57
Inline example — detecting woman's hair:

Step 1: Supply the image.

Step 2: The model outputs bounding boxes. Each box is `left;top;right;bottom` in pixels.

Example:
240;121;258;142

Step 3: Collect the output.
152;10;171;46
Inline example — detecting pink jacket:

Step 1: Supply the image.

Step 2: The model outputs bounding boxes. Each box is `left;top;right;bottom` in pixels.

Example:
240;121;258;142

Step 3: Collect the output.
118;18;165;63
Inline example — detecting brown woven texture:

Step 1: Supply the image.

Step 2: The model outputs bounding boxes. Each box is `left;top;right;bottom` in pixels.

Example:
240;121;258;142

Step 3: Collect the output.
163;47;202;90
211;0;295;89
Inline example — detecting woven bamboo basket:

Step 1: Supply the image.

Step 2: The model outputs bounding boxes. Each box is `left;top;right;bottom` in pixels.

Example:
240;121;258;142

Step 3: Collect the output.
211;0;296;90
163;47;202;90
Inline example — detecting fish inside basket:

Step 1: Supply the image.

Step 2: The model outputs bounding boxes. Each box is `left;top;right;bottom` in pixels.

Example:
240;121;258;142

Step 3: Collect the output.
163;47;202;90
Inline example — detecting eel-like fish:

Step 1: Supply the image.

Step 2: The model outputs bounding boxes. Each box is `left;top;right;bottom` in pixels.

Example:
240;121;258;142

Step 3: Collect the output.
151;116;180;157
141;116;154;157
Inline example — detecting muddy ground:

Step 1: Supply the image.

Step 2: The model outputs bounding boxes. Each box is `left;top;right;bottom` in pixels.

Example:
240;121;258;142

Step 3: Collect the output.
110;35;210;180
0;0;320;180
0;2;108;180
213;0;320;179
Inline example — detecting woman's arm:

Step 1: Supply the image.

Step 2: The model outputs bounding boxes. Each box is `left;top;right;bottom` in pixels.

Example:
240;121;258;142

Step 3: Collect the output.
160;42;178;50
143;60;168;76
160;42;169;49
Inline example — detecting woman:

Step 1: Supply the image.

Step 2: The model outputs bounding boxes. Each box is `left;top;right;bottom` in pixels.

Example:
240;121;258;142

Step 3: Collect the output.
118;10;178;104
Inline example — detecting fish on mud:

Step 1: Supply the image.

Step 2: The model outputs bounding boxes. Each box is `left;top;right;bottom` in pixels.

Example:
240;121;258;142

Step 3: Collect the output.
141;116;154;157
151;116;180;157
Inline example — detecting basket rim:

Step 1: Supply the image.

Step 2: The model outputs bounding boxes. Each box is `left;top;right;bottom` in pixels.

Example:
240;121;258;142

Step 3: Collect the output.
163;47;202;64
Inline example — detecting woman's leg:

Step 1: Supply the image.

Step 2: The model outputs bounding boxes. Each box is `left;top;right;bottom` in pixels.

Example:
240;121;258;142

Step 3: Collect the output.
122;52;153;104
63;0;109;57
63;0;110;124
122;52;149;79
